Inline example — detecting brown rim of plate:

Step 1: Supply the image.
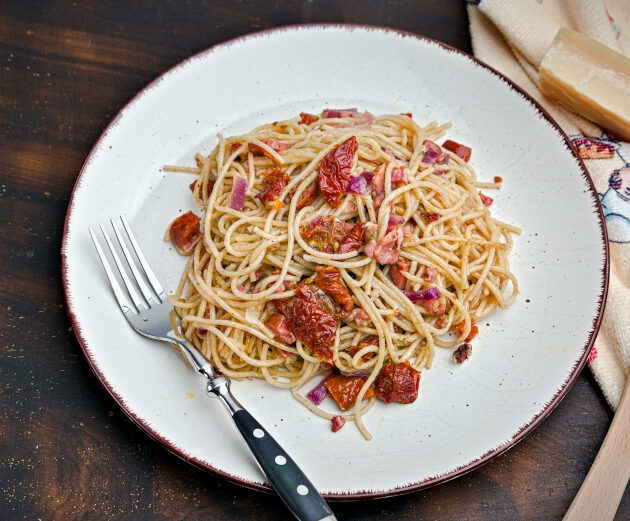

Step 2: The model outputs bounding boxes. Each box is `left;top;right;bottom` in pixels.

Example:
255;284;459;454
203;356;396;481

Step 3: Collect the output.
60;23;610;500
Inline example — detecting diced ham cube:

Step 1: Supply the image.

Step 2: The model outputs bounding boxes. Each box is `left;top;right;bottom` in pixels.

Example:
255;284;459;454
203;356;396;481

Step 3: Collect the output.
479;192;493;206
390;258;410;290
331;415;346;432
421;295;447;316
265;313;296;345
421;267;438;283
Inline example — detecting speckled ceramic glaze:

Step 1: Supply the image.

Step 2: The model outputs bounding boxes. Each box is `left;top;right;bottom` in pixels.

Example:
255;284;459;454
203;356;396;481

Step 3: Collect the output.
62;25;608;498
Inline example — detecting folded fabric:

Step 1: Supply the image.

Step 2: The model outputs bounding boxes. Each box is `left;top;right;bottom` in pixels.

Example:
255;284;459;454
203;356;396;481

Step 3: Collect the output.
468;0;630;410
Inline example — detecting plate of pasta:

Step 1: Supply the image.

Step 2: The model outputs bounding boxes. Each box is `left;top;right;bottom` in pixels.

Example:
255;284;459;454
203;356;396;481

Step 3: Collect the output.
62;25;608;497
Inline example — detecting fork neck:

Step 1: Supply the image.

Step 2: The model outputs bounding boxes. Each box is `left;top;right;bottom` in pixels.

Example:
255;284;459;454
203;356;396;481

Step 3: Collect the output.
167;334;244;415
206;379;244;415
167;334;215;379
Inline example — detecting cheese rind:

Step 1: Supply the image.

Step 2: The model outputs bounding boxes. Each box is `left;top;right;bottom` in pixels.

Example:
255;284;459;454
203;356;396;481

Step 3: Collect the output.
539;28;630;141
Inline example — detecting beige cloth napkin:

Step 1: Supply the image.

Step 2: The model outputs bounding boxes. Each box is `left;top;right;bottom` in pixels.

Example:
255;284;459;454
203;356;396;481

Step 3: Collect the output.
467;0;630;410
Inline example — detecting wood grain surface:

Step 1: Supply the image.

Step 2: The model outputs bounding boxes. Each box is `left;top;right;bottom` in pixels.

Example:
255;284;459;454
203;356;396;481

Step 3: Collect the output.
1;1;628;520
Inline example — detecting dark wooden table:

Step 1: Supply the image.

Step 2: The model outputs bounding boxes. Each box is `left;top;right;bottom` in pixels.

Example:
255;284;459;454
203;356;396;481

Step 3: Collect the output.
2;1;628;519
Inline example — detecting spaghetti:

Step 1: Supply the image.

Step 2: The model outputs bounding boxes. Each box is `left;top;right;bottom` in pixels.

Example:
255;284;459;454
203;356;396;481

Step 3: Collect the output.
166;110;519;440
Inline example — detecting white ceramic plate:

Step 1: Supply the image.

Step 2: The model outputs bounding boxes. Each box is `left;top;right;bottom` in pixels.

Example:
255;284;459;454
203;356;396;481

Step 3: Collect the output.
62;25;608;498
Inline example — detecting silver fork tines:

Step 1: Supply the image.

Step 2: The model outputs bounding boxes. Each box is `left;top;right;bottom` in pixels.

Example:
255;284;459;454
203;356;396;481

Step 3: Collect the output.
110;218;156;306
89;226;136;314
89;216;165;315
120;216;167;303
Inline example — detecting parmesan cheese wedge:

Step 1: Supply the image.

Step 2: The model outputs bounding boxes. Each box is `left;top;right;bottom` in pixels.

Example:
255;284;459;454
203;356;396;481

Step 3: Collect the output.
539;28;630;141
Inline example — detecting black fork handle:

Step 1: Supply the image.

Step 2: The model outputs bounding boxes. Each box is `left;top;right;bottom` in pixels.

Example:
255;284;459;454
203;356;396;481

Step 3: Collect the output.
208;380;336;521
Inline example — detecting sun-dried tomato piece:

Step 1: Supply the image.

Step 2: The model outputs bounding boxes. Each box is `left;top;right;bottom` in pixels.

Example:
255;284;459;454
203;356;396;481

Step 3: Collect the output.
300;216;353;253
259;167;289;210
456;318;479;342
318;136;358;208
300;112;319;125
374;361;420;404
325;375;374;411
169;211;201;255
346;336;378;362
442;139;472;162
295;181;318;210
452;343;472;363
190;179;215;197
282;286;338;363
293;282;319;305
338;223;365;253
313;266;353;313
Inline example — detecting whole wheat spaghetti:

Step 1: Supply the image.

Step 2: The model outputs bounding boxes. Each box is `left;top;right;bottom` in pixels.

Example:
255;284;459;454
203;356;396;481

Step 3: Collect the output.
166;110;519;440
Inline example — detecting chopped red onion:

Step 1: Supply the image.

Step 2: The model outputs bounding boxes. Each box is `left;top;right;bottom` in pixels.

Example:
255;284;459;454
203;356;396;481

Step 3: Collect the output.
422;149;440;164
228;177;248;211
346;175;368;195
360;171;374;184
306;374;335;405
437;153;450;165
405;287;441;302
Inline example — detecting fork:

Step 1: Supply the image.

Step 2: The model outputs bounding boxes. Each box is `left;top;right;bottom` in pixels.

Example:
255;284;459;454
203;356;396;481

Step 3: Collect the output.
89;216;337;521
